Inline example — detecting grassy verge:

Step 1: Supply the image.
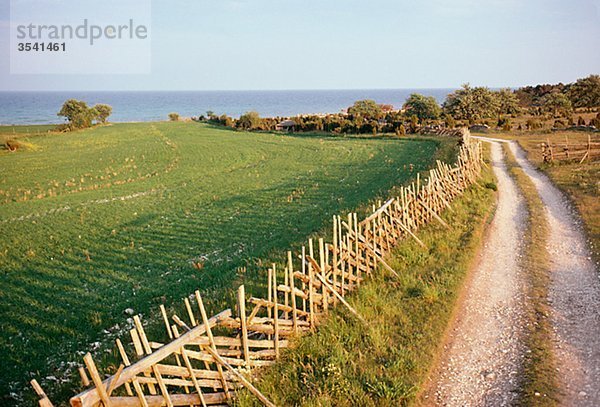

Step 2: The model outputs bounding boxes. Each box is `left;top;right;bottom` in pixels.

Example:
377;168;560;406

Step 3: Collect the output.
493;131;599;263
502;143;559;405
236;159;496;406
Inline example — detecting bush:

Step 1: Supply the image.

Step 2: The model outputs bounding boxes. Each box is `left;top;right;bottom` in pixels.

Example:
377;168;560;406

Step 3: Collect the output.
409;115;419;133
220;115;234;127
57;99;96;129
396;124;406;136
237;111;261;130
4;139;20;152
3;138;38;152
94;104;113;124
526;118;543;130
168;112;180;121
497;117;511;130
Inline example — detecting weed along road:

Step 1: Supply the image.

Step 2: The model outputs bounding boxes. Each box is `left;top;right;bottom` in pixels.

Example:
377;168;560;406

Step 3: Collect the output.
426;136;600;406
425;141;528;405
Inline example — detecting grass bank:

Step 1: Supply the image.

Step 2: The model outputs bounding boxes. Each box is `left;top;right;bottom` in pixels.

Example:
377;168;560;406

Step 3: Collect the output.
503;144;559;405
236;155;496;406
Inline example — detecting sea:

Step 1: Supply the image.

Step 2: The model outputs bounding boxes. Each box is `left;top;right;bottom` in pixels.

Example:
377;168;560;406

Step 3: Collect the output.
0;89;455;125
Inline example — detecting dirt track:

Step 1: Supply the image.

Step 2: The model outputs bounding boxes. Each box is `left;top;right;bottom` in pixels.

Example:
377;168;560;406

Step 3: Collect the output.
425;141;527;406
509;141;600;405
425;138;600;406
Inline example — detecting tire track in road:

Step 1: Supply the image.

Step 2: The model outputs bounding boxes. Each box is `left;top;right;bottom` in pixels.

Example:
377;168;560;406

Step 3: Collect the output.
508;140;600;406
425;141;528;406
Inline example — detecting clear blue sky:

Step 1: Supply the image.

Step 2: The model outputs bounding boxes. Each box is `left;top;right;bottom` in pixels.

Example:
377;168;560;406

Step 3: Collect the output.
1;0;599;91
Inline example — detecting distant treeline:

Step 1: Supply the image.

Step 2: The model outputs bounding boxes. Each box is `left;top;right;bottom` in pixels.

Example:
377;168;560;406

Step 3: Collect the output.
189;74;600;134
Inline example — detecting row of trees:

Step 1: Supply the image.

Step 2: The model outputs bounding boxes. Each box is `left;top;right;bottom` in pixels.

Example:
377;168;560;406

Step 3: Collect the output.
191;74;598;135
515;75;600;109
57;99;112;130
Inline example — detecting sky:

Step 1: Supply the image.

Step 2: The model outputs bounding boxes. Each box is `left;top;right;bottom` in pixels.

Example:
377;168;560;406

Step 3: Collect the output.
0;0;599;91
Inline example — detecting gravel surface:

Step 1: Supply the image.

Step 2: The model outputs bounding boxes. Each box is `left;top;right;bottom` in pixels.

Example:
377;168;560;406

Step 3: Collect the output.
425;141;528;406
509;141;600;406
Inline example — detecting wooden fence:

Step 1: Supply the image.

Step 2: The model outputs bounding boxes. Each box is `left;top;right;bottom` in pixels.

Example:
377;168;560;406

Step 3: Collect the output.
542;134;600;163
419;126;468;138
31;131;483;407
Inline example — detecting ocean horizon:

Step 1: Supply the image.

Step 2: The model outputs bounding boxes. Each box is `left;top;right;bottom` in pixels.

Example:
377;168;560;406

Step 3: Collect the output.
0;89;456;125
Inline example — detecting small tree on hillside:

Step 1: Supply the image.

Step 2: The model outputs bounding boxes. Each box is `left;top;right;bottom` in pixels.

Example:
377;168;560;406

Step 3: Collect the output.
57;99;96;129
94;104;113;124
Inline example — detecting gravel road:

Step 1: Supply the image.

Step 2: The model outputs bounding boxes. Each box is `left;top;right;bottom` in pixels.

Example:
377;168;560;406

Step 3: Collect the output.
509;141;600;406
424;138;600;406
425;141;528;406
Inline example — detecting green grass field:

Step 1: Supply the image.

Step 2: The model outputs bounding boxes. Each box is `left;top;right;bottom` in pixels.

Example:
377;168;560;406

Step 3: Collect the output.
0;122;443;403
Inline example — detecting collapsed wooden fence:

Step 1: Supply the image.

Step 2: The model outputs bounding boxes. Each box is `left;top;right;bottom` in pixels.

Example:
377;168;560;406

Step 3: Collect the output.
31;131;483;407
542;134;600;163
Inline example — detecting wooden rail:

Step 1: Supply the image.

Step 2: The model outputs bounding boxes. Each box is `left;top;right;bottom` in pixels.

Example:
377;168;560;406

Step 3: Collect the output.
31;130;484;407
542;134;600;163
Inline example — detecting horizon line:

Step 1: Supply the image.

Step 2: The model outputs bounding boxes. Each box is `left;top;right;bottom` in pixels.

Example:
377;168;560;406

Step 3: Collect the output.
0;86;511;93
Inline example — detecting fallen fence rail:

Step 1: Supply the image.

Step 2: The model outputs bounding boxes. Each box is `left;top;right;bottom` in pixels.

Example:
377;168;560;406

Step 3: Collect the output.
31;130;484;407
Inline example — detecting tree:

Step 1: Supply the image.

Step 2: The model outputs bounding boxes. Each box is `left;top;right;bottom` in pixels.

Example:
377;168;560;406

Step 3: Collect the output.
567;75;600;108
443;84;500;122
237;111;261;130
347;100;383;121
57;99;96;129
168;112;180;121
444;114;456;128
542;93;573;117
403;93;441;122
94;104;112;124
514;82;567;107
495;88;521;115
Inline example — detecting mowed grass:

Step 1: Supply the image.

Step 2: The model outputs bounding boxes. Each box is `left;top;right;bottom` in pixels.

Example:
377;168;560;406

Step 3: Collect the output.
0;122;441;403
